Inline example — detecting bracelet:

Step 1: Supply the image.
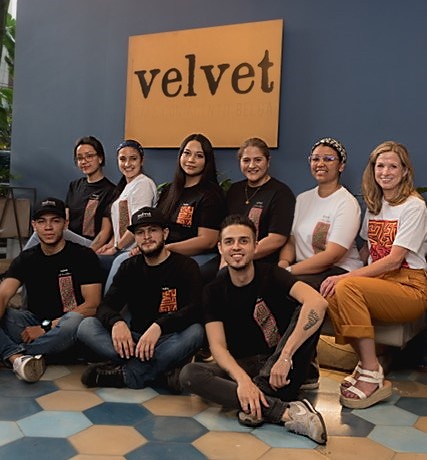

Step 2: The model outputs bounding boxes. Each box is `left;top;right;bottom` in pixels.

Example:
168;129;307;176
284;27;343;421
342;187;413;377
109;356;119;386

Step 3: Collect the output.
281;357;293;368
285;266;292;273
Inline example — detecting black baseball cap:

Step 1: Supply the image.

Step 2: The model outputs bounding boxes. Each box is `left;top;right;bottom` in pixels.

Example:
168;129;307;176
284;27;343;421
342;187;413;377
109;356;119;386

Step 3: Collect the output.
127;207;168;233
32;197;66;220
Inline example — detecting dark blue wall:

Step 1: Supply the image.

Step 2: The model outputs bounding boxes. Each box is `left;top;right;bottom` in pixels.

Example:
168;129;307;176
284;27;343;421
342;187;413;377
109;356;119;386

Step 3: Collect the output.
11;0;427;201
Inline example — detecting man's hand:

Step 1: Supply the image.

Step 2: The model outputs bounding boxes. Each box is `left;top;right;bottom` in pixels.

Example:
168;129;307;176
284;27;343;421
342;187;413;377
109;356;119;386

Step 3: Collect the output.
236;377;269;421
111;321;135;359
269;357;292;391
21;326;44;344
135;323;161;361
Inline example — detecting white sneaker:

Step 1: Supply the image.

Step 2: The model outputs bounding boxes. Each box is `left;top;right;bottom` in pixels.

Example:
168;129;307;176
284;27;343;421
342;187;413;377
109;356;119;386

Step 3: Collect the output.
285;399;327;444
13;354;46;382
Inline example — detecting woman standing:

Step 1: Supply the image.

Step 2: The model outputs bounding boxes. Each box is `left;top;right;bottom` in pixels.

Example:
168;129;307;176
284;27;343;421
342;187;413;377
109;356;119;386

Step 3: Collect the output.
321;141;427;409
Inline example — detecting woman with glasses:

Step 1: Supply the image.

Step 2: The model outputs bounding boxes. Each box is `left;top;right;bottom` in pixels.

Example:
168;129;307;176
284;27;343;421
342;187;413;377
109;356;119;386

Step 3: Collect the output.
24;136;116;251
279;137;362;283
322;141;427;409
278;137;362;390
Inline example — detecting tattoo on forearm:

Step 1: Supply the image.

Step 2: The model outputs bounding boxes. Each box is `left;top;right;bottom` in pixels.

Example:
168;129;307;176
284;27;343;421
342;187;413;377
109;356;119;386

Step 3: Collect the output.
303;309;320;331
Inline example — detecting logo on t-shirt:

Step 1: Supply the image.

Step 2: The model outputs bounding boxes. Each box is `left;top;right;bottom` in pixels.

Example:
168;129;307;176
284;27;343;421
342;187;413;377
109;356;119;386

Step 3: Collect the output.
253;297;280;348
176;205;194;227
312;221;330;254
159;288;178;313
58;269;78;312
248;205;263;241
368;219;399;262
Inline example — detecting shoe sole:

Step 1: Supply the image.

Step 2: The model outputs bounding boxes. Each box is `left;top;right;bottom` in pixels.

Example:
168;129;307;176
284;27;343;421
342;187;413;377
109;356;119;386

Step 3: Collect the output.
300;399;328;445
19;355;46;382
237;411;264;428
300;382;320;391
340;380;393;409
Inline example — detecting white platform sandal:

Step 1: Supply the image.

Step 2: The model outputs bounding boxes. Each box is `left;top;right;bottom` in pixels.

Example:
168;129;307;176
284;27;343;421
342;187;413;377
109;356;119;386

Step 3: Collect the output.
340;364;392;409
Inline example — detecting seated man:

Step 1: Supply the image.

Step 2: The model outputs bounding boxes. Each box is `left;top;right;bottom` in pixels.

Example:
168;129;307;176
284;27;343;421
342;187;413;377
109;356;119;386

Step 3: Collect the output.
0;197;103;382
78;207;204;390
180;215;328;445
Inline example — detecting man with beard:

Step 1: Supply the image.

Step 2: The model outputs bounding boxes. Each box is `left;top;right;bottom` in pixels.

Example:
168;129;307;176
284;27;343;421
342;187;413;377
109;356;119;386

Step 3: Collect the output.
0;197;103;382
179;214;328;444
78;207;204;390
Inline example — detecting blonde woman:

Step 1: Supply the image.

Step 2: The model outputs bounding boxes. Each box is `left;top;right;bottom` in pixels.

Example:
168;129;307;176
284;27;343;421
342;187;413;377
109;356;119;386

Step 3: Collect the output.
321;141;427;409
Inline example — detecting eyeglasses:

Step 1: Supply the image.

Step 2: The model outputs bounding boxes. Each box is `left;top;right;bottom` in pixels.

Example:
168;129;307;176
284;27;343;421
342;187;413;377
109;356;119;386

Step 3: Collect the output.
308;155;339;163
76;152;98;162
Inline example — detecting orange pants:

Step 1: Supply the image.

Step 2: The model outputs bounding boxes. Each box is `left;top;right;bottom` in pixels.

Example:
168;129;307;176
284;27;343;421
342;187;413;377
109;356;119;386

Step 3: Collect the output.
327;268;427;345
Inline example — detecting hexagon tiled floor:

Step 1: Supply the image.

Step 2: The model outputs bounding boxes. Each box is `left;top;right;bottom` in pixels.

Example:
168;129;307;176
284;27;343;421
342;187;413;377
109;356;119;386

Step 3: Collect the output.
0;364;427;459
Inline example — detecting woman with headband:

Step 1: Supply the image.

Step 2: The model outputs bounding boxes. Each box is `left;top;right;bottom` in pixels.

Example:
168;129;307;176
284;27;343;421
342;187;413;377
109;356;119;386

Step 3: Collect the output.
278;137;362;389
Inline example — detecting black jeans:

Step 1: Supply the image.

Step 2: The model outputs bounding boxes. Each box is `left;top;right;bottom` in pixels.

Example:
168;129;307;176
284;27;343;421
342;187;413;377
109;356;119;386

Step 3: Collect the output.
180;306;320;423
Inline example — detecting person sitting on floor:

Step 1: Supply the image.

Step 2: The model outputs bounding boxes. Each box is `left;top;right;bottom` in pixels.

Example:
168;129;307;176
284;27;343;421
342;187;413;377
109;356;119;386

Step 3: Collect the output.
321;141;427;409
0;197;103;382
180;214;328;445
78;207;204;391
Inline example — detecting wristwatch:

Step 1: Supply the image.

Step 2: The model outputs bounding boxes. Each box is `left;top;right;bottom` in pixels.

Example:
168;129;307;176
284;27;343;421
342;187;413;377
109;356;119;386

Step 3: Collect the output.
41;319;52;332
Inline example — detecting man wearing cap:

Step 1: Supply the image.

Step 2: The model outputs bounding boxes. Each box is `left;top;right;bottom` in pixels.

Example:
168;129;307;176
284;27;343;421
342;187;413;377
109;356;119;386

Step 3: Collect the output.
0;197;103;382
78;206;204;390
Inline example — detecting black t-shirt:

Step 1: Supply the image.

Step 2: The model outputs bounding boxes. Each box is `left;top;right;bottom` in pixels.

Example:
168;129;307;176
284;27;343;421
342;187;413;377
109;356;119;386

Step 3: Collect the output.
6;241;103;320
226;178;295;262
158;181;226;247
203;262;298;358
97;252;203;335
66;176;116;239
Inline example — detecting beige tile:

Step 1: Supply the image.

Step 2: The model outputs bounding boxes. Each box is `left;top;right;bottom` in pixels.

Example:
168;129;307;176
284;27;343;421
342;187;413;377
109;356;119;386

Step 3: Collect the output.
393;454;427;460
193;432;270;460
392;380;427;398
414;416;427;433
69;425;146;456
143;394;208;416
317;436;394;460
259;448;325;459
36;390;103;411
55;365;95;391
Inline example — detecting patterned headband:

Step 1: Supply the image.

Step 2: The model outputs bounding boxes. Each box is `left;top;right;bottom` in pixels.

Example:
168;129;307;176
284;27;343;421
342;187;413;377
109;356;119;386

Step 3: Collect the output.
116;139;144;157
311;137;347;164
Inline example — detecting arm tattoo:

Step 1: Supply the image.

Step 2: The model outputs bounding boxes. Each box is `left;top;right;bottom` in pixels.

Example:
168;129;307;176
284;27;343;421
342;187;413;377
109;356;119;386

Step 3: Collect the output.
303;309;320;331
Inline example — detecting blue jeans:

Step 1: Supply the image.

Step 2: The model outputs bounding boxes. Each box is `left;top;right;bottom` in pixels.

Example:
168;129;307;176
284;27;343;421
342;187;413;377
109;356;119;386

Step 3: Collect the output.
0;308;84;363
77;317;204;389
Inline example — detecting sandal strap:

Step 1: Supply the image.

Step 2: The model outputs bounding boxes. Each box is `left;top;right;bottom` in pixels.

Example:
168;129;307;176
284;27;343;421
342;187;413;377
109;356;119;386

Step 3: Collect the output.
357;364;384;386
345;384;368;400
342;361;362;386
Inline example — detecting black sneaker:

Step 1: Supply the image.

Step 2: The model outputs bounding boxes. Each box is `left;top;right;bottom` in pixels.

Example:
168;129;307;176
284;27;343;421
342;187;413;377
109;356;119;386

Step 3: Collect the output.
164;367;183;394
81;363;125;388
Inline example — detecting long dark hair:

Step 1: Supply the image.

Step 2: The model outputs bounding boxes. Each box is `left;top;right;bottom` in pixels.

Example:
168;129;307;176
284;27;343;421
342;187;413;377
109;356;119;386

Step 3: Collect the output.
158;133;219;219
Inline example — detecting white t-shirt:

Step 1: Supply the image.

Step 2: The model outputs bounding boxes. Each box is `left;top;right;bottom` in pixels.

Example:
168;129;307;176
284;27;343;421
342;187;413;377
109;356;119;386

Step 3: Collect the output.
292;186;363;272
111;174;158;245
360;194;427;269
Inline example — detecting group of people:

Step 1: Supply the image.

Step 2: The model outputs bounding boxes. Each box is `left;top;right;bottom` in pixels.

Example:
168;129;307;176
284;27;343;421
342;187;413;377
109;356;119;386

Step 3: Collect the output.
0;134;426;446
